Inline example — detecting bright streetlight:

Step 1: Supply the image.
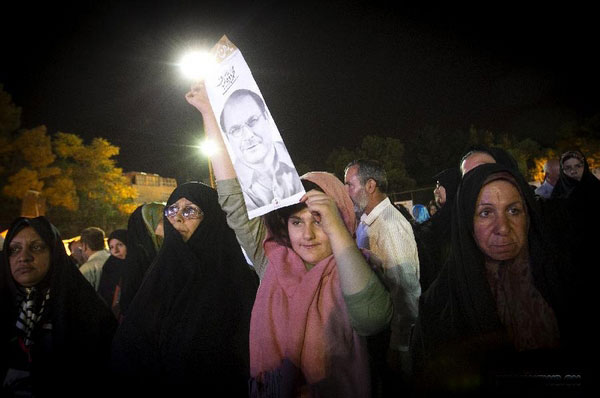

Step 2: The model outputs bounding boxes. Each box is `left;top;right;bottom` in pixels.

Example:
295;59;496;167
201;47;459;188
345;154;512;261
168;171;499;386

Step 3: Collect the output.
178;50;217;81
199;138;219;158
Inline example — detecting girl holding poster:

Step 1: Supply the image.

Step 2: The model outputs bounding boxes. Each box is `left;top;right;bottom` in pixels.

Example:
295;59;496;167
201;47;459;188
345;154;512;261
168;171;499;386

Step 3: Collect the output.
186;81;392;397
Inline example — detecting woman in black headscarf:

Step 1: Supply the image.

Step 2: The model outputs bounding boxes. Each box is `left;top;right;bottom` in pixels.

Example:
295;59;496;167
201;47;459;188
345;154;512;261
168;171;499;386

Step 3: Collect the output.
98;229;128;317
411;164;585;396
459;145;520;176
550;149;600;348
111;182;258;395
414;167;461;292
1;217;117;396
551;149;600;200
118;202;164;319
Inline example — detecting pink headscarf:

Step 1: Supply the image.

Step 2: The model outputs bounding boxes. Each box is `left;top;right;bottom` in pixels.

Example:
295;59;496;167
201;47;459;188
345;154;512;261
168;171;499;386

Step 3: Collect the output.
249;172;370;397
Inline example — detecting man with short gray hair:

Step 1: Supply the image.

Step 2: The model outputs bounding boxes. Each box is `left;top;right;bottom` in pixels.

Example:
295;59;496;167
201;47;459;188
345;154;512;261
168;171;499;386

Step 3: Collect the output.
344;159;420;390
79;227;110;291
535;158;560;199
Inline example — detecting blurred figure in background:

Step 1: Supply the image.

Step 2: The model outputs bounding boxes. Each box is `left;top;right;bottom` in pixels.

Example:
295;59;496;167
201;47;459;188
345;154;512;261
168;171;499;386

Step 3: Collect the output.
534;158;560;199
459;145;519;176
415;167;461;292
98;229;128;318
426;200;438;217
411;204;430;224
551;150;599;199
78;227;109;291
118;202;165;319
67;239;85;268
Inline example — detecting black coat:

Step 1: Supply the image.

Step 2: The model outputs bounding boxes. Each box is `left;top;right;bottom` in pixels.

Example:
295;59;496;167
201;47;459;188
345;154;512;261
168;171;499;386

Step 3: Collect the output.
111;182;258;395
410;164;586;396
1;217;117;397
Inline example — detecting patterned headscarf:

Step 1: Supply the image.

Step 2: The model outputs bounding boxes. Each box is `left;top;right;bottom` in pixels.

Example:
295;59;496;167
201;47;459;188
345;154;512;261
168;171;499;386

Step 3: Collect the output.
3;217;56;348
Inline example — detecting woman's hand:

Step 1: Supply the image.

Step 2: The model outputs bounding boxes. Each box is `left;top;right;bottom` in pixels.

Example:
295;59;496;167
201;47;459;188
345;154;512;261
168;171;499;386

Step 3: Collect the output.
185;81;213;115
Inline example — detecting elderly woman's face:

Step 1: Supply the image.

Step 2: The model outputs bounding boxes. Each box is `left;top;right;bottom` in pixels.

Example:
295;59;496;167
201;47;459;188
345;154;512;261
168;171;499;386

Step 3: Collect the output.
473;180;528;262
165;197;204;242
563;157;584;181
8;227;51;287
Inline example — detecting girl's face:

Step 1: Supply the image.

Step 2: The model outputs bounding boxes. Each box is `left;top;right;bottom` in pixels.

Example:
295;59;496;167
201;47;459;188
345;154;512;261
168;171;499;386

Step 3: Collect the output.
288;207;333;266
109;238;127;259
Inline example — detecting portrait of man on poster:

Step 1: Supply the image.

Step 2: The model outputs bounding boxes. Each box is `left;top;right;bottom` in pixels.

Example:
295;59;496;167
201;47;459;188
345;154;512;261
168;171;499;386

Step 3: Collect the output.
219;88;303;212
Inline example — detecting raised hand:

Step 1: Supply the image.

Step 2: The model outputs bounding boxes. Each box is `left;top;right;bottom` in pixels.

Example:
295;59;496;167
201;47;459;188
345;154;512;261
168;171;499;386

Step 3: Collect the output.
300;190;347;240
185;81;213;115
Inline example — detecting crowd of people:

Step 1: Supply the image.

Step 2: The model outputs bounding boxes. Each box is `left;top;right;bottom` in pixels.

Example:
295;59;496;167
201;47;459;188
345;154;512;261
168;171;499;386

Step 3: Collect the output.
0;80;597;397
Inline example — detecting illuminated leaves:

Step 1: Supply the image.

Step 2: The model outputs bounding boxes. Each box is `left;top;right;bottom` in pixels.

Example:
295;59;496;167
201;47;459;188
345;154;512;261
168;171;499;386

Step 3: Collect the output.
3;168;44;198
1;122;137;234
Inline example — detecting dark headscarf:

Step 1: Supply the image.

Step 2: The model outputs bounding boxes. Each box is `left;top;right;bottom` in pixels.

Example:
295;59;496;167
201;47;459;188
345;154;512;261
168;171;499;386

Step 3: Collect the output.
107;229;128;247
551;149;600;199
434;167;461;204
1;217;117;396
111;182;258;395
97;229;128;312
460;145;520;173
118;203;163;317
411;164;582;394
415;167;461;291
550;149;600;352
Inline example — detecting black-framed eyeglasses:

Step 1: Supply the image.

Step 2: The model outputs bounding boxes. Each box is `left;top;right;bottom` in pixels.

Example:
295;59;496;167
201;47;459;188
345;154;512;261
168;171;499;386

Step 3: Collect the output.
164;204;204;220
226;112;265;139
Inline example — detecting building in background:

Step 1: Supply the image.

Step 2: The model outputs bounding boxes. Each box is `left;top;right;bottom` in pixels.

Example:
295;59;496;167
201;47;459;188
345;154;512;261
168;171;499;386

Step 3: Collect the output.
21;189;46;218
124;172;177;206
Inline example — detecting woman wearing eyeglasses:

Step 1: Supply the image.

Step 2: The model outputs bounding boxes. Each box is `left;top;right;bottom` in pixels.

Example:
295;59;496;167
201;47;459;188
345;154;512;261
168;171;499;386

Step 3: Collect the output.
549;149;600;369
551;149;599;199
110;181;259;395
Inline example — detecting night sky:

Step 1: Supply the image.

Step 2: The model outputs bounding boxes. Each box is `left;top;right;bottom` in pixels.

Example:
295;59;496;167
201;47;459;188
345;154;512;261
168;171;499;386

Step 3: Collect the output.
2;1;599;184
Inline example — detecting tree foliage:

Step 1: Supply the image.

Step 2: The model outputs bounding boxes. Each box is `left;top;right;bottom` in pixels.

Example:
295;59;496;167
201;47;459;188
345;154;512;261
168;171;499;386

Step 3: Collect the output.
0;85;21;175
403;125;470;185
0;87;137;235
326;135;416;193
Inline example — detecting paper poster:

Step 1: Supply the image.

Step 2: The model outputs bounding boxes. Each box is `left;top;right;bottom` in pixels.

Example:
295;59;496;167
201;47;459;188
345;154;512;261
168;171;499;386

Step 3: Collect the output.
205;35;305;219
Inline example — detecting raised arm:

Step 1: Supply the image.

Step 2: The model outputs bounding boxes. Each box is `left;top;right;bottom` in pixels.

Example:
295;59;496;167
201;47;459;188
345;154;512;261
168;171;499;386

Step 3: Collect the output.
302;190;392;335
185;81;236;181
301;190;379;294
185;82;268;277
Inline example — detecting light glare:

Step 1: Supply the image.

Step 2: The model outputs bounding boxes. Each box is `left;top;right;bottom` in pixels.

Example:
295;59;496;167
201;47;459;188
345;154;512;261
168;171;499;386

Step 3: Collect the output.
179;51;217;80
199;139;219;157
